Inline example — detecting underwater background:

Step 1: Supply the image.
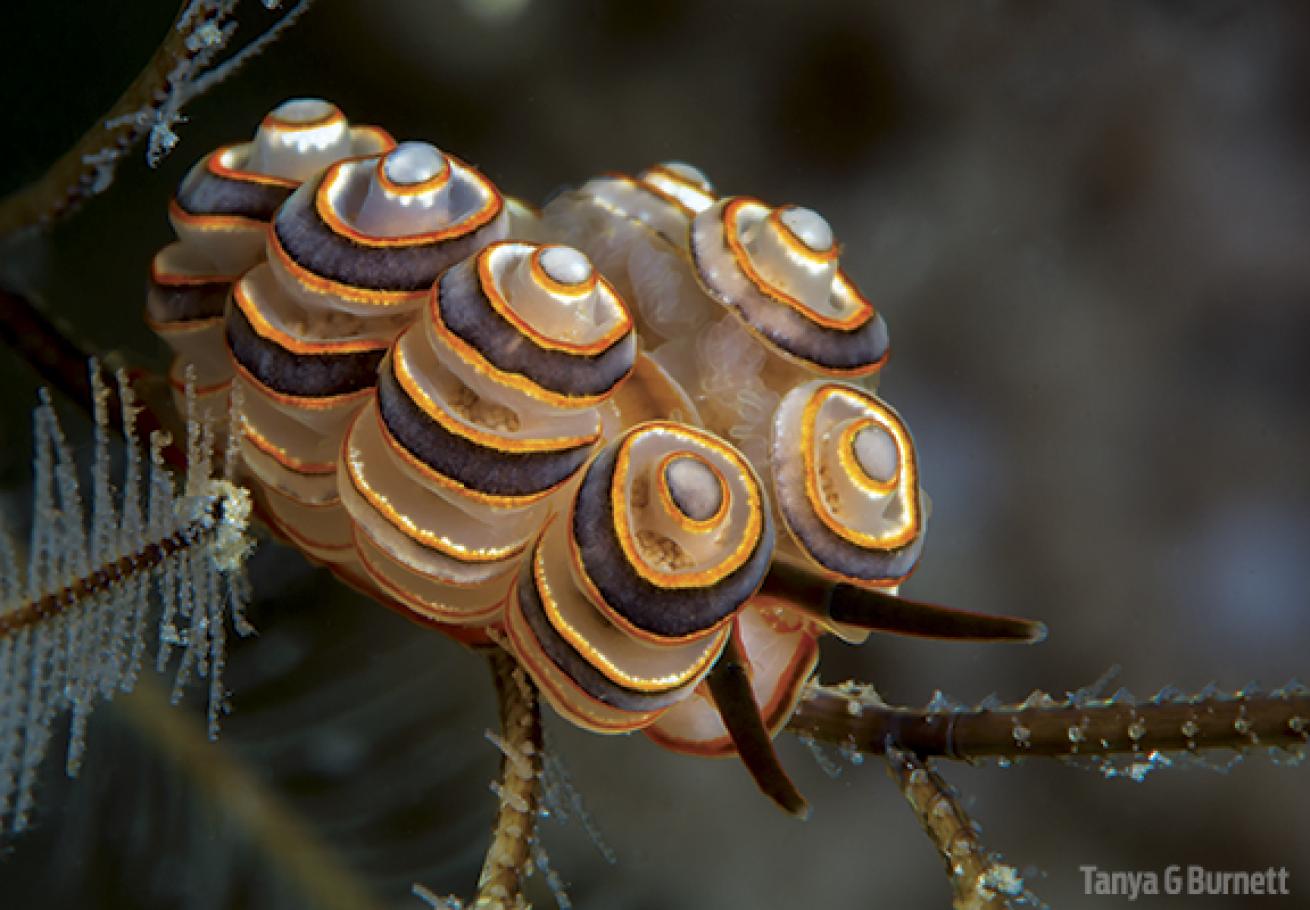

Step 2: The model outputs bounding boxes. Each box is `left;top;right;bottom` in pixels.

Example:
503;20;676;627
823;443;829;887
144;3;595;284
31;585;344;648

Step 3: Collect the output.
1;1;1308;907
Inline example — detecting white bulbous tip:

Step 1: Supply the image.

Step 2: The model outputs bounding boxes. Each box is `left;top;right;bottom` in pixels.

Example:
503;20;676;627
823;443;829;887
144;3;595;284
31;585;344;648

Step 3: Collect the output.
779;206;834;253
664;456;723;522
852;424;899;485
247;98;350;181
382;142;448;186
268;97;338;126
352;142;455;236
660;161;711;190
539;246;593;287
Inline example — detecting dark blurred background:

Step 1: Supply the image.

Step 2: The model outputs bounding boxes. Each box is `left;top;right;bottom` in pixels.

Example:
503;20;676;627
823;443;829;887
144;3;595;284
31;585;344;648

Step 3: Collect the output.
1;2;1308;907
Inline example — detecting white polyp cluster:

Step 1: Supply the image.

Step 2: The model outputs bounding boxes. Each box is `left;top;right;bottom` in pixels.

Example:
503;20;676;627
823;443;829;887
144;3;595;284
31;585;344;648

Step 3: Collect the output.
352;142;457;236
246;98;353;181
0;370;255;832
744;205;840;309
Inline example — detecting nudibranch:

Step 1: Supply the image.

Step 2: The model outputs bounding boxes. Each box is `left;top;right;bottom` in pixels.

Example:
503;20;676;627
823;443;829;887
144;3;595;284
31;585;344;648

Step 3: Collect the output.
228;139;510;567
146;99;394;422
542;162;718;344
506;422;773;733
147;101;1045;818
690;197;889;378
339;241;635;627
772;380;924;587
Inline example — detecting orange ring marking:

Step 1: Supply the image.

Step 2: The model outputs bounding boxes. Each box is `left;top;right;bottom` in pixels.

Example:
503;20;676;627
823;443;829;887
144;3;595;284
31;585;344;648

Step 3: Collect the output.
836;417;900;497
533;520;724;692
374;399;565;509
721;197;872;332
505;589;663;733
611;422;762;589
208;145;299;188
149;252;237;287
232;275;392;356
260;102;345;133
479;243;631;355
768;205;841;265
168;197;267;233
266;220;427;308
315;155;503;248
228;354;373;411
354;527;508;621
340;423;528;564
392;337;601;453
654;450;730;534
373;151;452;198
427;279;629;409
799;384;921;551
240;420;336;476
528;244;600;298
353;522;510;593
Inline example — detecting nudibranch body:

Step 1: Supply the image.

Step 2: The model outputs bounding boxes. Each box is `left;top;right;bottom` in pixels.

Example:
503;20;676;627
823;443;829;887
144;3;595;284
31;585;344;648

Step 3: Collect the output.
506;421;775;733
340;240;636;626
147;99;394;422
147;99;1022;815
227;139;512;568
541;169;916;757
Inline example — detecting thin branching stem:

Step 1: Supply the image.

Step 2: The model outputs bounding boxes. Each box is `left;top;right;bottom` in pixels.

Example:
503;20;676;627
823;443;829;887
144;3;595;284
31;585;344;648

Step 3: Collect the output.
887;745;1028;910
0;503;224;639
0;0;315;234
789;682;1310;761
0;285;186;468
0;284;476;651
0;2;205;232
474;649;544;910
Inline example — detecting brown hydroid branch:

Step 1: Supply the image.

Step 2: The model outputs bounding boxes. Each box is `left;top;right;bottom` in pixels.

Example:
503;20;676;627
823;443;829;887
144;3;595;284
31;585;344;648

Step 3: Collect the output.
0;504;221;639
475;649;545;910
0;1;315;235
0;3;203;233
887;746;1029;910
0;282;478;652
789;681;1310;761
0;285;186;469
